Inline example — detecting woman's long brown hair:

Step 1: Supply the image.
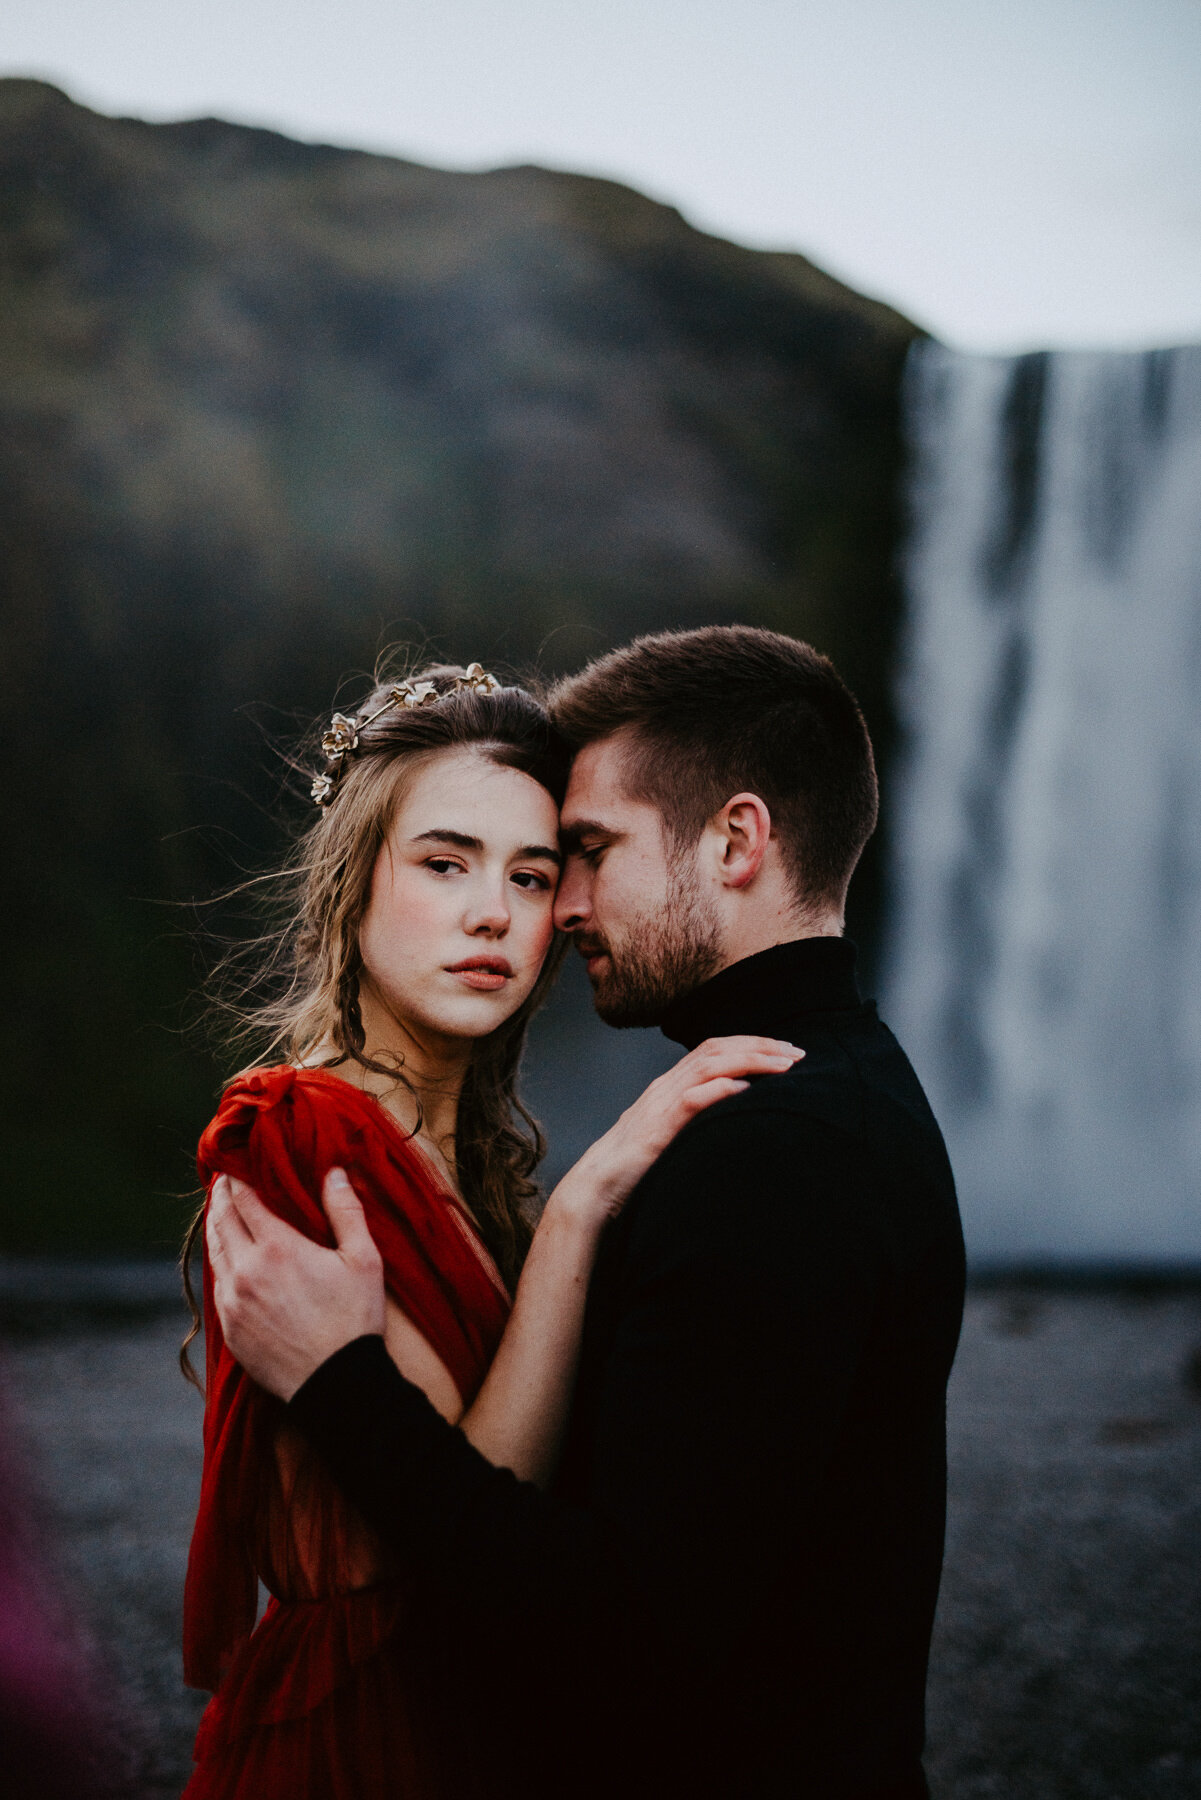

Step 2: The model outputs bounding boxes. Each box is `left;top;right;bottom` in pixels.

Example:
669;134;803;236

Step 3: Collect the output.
181;662;572;1385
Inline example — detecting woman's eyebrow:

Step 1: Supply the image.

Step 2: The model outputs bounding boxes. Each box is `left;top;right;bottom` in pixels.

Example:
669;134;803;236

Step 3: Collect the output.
411;828;483;851
410;828;561;866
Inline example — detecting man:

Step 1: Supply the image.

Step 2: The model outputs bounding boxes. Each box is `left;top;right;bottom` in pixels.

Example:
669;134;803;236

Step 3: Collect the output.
207;625;965;1799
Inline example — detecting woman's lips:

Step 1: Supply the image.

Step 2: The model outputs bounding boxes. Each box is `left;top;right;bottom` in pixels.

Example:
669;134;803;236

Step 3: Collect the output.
446;958;513;991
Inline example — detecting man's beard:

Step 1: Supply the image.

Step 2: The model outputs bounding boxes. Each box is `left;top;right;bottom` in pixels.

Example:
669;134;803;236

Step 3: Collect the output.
579;865;723;1028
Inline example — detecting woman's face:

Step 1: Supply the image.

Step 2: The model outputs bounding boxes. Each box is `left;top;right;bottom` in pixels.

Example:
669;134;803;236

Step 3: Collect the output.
357;745;561;1052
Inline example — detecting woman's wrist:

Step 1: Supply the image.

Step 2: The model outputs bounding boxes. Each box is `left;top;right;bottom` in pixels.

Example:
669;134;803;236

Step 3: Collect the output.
542;1159;619;1241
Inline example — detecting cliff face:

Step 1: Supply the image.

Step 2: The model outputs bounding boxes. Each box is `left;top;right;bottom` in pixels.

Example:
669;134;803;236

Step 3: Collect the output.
0;79;920;1249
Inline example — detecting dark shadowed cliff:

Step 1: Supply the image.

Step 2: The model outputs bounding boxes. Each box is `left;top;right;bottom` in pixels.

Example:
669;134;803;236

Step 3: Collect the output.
0;78;920;1250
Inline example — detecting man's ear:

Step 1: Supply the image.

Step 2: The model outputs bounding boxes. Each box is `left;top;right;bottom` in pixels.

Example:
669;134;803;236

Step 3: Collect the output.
712;792;772;889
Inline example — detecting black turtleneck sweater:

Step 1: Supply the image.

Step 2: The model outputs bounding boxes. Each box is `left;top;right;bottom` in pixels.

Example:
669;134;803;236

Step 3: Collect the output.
289;939;965;1800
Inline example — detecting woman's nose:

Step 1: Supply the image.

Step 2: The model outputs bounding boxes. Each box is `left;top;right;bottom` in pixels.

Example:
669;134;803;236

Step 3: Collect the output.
465;884;511;935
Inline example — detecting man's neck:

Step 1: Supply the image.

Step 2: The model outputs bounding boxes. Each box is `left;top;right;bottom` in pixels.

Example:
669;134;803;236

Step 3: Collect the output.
712;911;844;979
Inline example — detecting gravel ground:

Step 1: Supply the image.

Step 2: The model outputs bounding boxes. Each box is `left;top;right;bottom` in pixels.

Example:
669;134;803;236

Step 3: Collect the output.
927;1285;1201;1800
2;1271;1200;1798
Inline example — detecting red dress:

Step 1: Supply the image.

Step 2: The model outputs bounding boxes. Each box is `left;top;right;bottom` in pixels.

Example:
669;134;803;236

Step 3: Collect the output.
182;1066;511;1799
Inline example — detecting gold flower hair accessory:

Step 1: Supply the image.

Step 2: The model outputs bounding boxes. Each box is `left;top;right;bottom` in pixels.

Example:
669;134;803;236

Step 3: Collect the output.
321;712;359;760
459;662;502;696
310;664;503;806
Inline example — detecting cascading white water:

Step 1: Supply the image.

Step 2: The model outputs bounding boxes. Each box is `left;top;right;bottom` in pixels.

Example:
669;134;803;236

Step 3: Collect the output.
884;341;1201;1265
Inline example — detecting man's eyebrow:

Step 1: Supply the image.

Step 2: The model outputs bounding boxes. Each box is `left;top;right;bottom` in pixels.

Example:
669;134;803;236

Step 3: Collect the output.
411;828;560;865
559;818;617;853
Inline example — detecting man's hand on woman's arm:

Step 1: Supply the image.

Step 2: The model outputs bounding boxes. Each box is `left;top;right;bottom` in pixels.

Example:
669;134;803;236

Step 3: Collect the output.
206;1168;386;1400
207;1034;800;1464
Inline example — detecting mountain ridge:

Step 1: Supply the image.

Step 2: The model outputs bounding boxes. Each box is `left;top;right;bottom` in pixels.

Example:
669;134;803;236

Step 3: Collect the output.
0;76;921;1249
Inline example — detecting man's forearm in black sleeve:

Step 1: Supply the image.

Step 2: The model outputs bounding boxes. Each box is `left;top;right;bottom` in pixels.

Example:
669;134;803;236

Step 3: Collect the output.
289;1105;877;1768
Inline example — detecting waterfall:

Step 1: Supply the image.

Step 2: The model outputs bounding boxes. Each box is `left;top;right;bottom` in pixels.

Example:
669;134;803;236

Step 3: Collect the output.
884;341;1201;1266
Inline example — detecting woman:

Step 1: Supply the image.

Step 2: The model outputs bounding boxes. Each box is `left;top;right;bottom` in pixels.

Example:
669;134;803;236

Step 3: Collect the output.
181;661;800;1799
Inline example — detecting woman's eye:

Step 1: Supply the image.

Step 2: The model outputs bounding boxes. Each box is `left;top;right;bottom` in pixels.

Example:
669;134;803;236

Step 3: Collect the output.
426;857;465;876
511;869;552;892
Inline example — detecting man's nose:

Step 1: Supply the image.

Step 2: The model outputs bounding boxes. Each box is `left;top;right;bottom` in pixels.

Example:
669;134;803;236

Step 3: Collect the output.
553;860;591;933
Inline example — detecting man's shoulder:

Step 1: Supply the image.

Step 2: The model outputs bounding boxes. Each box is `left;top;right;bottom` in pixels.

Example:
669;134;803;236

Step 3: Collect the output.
622;1016;955;1261
697;1007;944;1157
623;1067;863;1253
658;1067;862;1180
684;1028;871;1142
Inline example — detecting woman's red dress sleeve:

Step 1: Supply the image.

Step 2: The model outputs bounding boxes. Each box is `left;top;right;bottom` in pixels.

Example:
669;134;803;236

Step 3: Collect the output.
183;1066;510;1693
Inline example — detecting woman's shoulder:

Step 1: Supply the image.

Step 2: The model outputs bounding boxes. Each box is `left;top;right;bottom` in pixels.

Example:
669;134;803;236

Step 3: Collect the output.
196;1065;486;1290
200;1064;368;1166
200;1061;314;1139
205;1061;391;1119
197;1063;432;1199
211;1062;374;1113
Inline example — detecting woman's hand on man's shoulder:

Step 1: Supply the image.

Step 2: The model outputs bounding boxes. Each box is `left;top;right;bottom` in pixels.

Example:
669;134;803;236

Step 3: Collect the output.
548;1036;804;1234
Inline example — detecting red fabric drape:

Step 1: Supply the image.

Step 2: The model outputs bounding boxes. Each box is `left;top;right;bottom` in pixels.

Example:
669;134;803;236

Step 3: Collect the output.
182;1066;511;1799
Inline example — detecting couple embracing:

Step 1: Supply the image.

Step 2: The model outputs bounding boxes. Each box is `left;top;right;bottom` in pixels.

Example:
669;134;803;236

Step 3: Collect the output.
183;624;965;1800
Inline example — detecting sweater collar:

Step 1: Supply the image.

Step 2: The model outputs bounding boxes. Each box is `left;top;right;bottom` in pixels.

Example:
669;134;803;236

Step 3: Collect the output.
660;937;862;1050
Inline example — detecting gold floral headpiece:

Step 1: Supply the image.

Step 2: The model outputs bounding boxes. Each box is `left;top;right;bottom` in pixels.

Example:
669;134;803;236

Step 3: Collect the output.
311;664;503;806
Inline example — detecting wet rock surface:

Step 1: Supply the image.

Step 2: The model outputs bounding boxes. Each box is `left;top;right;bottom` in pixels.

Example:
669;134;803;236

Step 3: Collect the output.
3;1278;1200;1798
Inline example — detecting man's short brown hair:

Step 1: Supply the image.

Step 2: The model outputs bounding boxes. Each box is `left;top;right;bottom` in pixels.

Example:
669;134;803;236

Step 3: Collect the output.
549;625;878;914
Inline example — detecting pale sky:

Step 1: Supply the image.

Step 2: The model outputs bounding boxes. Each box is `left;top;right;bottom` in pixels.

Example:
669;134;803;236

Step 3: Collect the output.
5;0;1200;351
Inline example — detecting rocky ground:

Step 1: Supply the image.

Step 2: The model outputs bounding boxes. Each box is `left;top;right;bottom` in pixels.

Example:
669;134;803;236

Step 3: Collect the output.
926;1283;1201;1798
2;1264;1200;1798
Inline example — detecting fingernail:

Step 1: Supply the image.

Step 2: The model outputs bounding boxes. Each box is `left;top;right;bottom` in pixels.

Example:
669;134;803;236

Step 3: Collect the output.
327;1166;351;1189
